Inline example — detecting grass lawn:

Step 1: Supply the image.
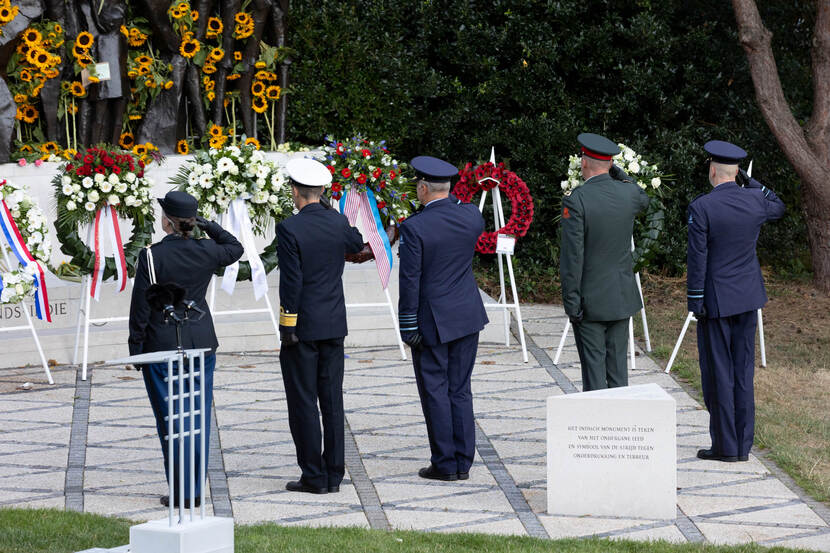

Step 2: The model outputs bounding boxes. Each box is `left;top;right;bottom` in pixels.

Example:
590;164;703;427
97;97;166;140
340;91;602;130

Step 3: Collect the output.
0;507;823;553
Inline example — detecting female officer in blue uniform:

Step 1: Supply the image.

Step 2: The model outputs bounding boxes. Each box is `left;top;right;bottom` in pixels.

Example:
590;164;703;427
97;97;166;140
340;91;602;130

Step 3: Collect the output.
687;141;785;462
129;190;243;507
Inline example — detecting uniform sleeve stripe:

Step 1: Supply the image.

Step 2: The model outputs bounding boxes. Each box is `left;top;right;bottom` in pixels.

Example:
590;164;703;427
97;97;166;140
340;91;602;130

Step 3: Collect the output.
400;326;418;331
687;294;704;299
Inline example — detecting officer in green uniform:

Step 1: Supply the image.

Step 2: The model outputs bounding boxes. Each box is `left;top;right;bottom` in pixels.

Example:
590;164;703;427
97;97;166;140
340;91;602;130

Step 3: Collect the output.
560;133;649;391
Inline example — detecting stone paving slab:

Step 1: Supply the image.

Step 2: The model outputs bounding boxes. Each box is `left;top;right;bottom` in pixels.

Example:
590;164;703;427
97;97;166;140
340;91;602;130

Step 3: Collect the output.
0;303;829;550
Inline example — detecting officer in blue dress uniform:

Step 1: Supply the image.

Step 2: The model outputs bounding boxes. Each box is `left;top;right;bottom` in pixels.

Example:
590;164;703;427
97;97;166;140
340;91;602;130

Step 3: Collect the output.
277;158;364;494
398;155;488;481
688;140;785;462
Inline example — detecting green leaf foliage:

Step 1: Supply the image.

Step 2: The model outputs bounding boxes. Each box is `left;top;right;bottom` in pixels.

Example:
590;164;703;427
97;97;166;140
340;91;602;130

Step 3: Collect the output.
286;0;812;275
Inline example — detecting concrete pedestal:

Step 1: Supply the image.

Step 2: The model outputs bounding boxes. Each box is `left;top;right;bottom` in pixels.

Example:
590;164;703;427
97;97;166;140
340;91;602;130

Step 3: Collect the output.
130;516;234;553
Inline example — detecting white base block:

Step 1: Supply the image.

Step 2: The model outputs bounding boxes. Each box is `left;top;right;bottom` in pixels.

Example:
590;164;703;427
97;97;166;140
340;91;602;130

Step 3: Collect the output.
547;383;676;520
130;516;234;553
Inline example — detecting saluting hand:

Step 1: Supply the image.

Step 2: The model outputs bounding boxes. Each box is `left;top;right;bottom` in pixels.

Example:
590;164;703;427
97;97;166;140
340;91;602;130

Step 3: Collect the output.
280;330;299;347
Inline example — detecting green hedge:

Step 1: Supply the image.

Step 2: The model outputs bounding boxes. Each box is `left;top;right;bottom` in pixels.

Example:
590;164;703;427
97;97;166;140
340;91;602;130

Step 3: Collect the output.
286;0;812;276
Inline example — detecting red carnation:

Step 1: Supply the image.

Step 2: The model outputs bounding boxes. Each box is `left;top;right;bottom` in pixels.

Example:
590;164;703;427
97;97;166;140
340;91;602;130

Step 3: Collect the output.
331;183;343;192
84;155;93;164
379;180;386;189
94;166;105;174
341;168;351;178
332;192;342;200
326;165;335;175
361;149;371;158
357;173;367;185
398;216;406;223
113;166;122;174
389;170;397;180
372;168;382;179
336;143;344;155
376;201;386;210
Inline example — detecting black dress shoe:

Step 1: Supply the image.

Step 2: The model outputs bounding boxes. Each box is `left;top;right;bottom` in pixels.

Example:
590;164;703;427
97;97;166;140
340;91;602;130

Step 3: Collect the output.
328;485;340;493
457;472;469;480
696;448;722;461
160;495;201;508
285;480;328;494
418;465;458;481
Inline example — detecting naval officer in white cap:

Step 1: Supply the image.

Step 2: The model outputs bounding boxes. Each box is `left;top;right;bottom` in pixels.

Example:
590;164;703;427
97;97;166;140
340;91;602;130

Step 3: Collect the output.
277;158;364;494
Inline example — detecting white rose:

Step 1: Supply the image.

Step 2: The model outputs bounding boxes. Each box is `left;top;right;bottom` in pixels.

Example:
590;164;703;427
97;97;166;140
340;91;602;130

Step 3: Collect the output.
108;194;120;205
99;181;113;193
62;184;74;195
624;149;635;162
61;175;72;186
30;231;42;244
651;177;661;189
108;173;119;185
73;183;82;192
82;176;94;188
66;200;76;211
94;173;105;184
229;165;239;176
561;181;569;190
87;190;100;203
629;161;640;174
125;172;136;183
125;195;136;206
15;284;24;295
11;209;20;219
638;181;647;190
115;183;128;193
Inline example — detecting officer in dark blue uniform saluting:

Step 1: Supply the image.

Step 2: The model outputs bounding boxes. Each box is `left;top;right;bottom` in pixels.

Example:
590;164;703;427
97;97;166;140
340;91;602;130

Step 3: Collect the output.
688;140;785;462
277;158;364;494
398;155;488;481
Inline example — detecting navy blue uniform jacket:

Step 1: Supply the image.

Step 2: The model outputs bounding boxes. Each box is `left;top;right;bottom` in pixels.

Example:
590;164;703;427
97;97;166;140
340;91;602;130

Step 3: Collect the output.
129;221;244;355
687;179;786;317
277;202;364;341
398;196;488;346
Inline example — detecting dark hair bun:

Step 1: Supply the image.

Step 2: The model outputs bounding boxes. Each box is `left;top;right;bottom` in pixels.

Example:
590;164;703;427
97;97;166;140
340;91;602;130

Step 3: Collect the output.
178;220;194;232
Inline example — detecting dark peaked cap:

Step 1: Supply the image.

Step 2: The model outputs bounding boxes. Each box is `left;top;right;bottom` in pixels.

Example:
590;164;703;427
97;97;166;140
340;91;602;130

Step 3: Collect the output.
578;133;620;160
411;156;458;182
158;190;198;218
704;140;747;164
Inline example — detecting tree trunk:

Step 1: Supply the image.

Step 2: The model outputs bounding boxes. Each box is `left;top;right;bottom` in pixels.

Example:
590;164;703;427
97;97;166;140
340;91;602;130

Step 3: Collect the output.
732;0;830;292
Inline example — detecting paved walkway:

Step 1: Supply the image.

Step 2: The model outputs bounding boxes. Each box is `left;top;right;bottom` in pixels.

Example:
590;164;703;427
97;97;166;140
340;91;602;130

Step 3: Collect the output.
1;304;830;549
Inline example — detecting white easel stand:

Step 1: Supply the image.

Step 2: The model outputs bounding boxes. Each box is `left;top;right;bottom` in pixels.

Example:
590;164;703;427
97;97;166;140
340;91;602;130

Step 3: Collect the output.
477;148;528;363
664;308;766;373
0;245;52;384
107;348;233;553
553;238;651;369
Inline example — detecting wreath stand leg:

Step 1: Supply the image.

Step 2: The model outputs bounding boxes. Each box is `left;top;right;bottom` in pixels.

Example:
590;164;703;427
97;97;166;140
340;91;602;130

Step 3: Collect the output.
71;224;132;381
665;308;766;374
477;151;528;363
631;237;652;352
0;245;53;384
345;285;407;361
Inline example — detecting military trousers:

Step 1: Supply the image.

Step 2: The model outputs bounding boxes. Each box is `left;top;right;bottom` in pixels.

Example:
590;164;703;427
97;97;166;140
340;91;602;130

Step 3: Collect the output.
572;318;629;391
142;353;215;502
697;310;757;458
413;332;479;475
280;337;345;490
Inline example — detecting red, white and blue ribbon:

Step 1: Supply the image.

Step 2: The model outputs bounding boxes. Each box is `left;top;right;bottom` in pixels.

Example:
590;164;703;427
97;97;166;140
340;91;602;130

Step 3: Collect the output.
339;189;393;289
90;204;128;301
0;190;51;321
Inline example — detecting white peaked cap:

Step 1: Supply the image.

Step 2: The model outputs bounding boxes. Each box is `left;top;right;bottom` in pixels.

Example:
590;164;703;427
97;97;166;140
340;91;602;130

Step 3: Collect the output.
285;157;332;187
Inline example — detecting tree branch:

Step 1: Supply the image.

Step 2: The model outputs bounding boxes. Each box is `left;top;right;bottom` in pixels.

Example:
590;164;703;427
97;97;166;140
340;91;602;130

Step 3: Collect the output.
806;2;830;163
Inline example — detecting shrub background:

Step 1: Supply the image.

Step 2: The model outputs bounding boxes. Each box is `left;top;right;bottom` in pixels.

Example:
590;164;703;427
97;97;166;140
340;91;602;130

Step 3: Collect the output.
285;0;813;284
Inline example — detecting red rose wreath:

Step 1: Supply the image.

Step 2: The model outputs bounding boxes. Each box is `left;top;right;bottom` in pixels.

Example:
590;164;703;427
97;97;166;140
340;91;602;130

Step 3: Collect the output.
452;162;534;253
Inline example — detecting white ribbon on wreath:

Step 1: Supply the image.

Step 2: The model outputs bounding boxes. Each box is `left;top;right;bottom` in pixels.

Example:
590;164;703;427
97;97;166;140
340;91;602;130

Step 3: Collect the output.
221;197;268;299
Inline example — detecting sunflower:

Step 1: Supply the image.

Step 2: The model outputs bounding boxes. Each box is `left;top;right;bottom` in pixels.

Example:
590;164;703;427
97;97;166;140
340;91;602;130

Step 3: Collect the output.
75;31;94;49
244;137;260;150
129;114;142;121
14;106;24;121
13;93;27;104
0;6;17;23
132;144;148;156
254;70;273;81
70;81;85;97
251;81;265;97
204;79;215;91
72;42;87;58
208;123;223;137
135;54;152;65
180;38;200;58
66;103;78;115
255;61;266;69
34;50;51;69
234;21;254;39
30;82;44;97
208;47;224;62
202;62;216;75
209;135;227;149
227;73;241;81
266;85;281;101
45;68;60;79
88;75;100;83
62;148;77;160
169;6;184;19
19;144;34;153
76;55;93;68
22;28;42;45
206;90;215;102
120;25;129;38
25;48;39;65
117;132;134;149
175;140;190;155
128;28;148;47
41;142;60;153
20;69;32;82
54;23;63;34
191;10;199;21
127;69;138;78
144;78;156;88
164;81;174;89
16;43;29;57
233;51;242;62
251;96;267;113
23;104;40;123
206;17;223;38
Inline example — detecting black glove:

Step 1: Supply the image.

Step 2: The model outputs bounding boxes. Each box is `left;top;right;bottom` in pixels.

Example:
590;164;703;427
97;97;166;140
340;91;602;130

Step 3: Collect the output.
195;215;210;230
400;330;423;350
735;168;750;188
280;330;299;347
693;306;707;320
568;310;584;325
609;164;633;183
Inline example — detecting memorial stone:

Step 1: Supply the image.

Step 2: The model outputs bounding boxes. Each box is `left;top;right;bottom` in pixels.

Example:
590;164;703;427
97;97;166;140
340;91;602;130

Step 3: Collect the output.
547;383;676;519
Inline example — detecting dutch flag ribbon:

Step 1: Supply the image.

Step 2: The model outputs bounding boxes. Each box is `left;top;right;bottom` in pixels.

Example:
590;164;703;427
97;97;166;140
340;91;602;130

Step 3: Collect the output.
90;204;128;301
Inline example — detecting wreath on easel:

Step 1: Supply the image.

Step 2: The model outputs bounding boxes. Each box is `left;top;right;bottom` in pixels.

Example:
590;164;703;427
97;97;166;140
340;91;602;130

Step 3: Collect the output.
453;162;534;254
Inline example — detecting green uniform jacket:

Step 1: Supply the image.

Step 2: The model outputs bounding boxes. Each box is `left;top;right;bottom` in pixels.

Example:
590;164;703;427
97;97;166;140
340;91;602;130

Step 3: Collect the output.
560;172;649;321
